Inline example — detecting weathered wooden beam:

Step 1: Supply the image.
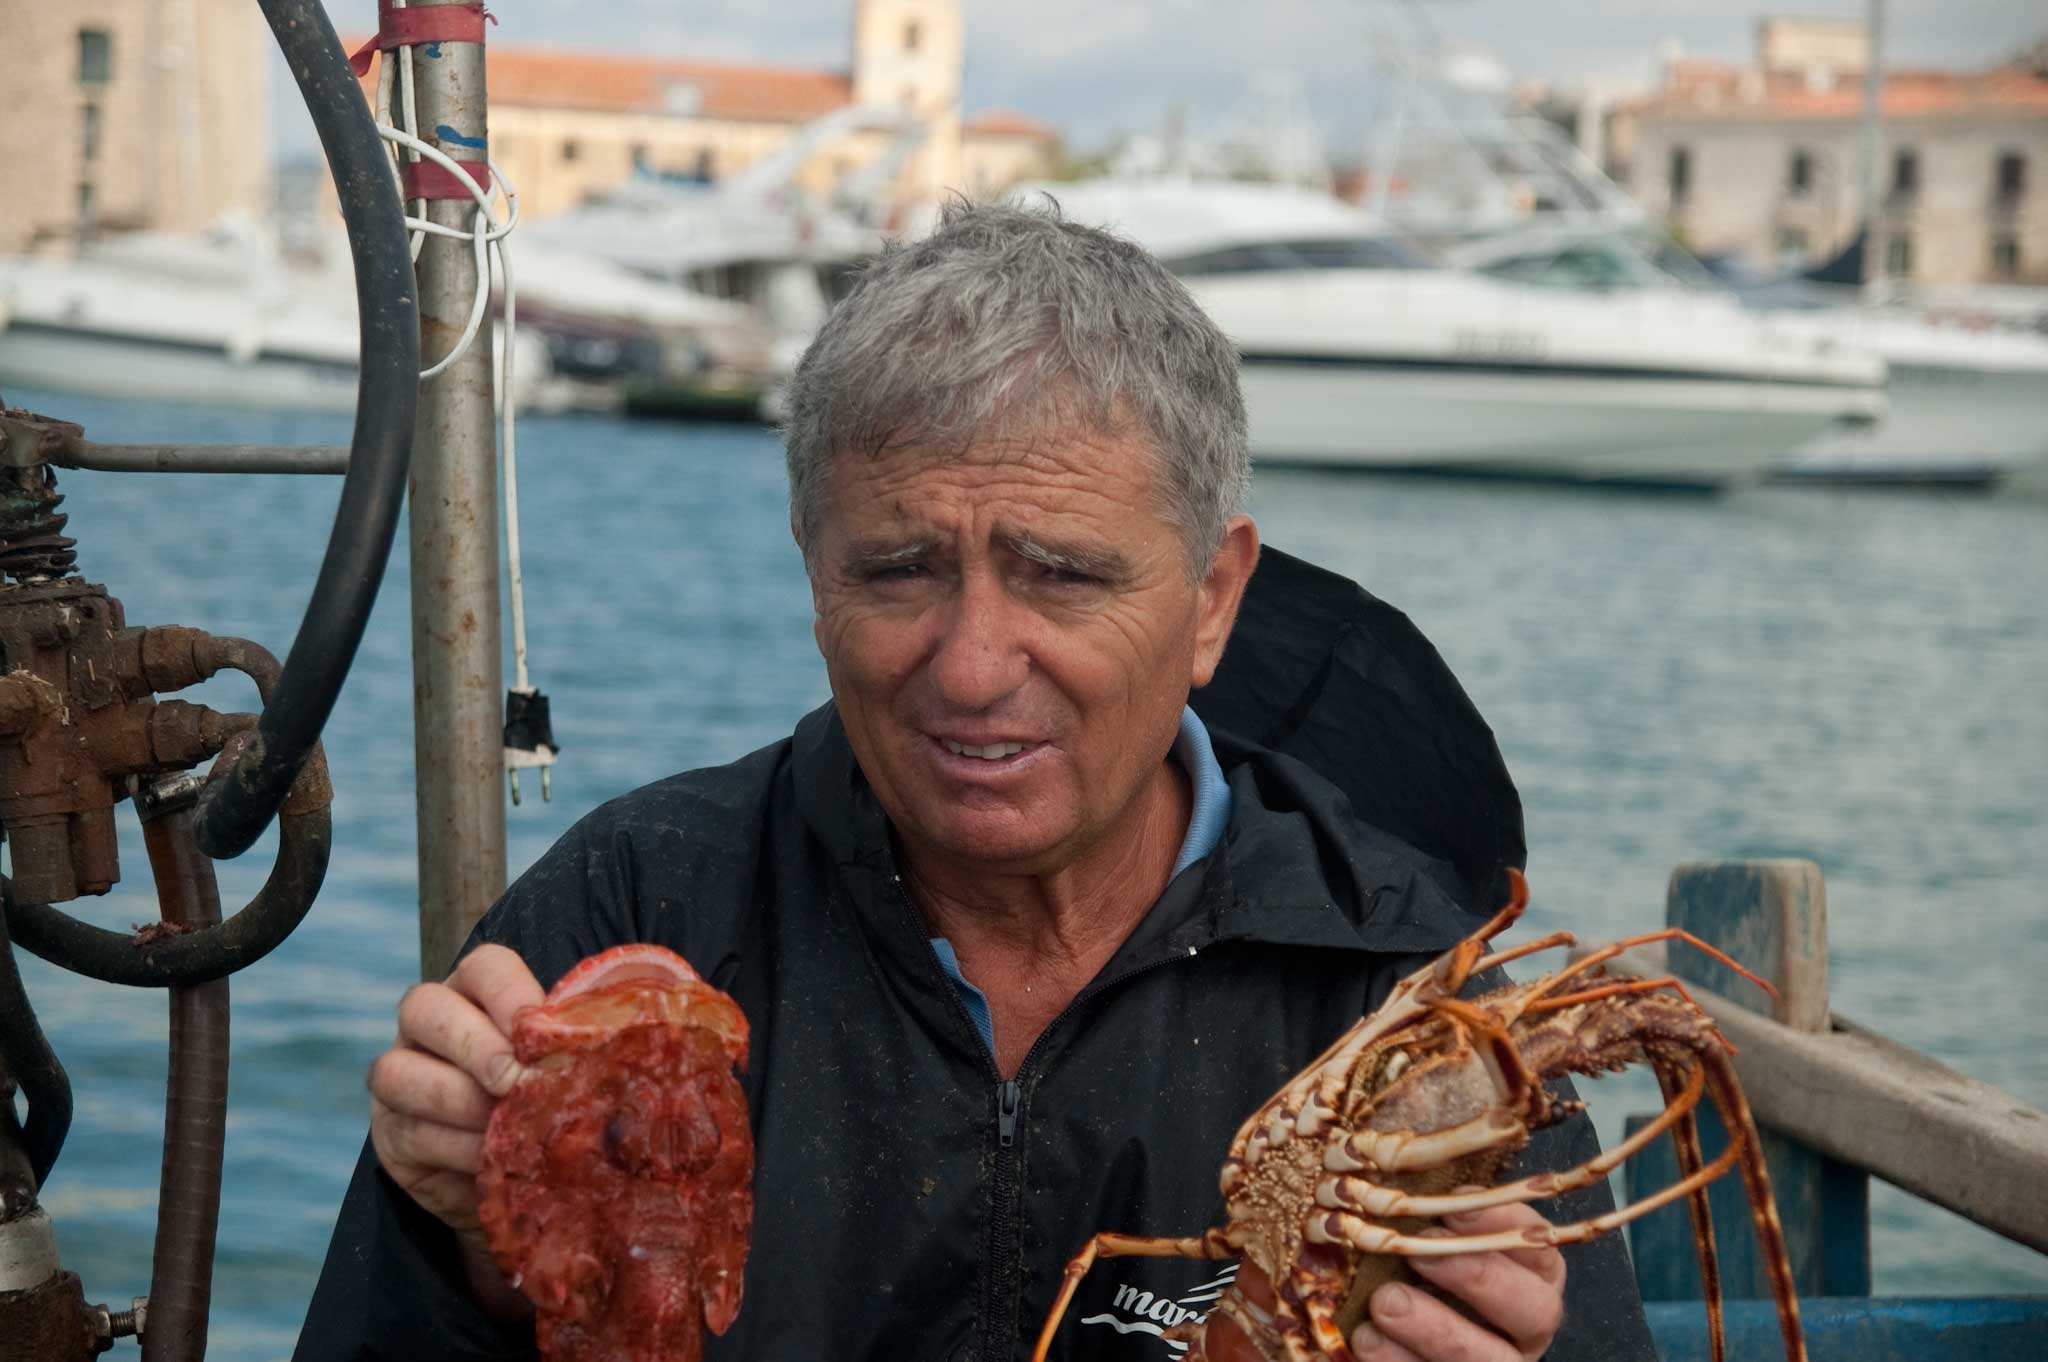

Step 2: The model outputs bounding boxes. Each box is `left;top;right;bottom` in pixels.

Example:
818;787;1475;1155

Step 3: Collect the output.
1605;940;2048;1257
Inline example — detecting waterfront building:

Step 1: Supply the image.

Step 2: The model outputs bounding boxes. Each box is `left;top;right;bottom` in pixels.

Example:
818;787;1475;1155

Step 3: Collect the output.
1609;18;2048;285
408;0;1058;222
0;0;273;254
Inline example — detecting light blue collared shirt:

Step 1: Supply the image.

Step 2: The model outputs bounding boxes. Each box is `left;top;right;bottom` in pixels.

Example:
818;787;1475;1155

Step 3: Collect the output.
930;705;1232;1056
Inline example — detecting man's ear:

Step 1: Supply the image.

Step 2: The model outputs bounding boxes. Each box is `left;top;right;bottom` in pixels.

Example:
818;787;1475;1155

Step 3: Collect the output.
1190;515;1260;690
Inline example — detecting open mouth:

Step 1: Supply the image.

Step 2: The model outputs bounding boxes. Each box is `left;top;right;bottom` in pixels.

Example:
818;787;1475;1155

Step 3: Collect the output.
939;738;1034;761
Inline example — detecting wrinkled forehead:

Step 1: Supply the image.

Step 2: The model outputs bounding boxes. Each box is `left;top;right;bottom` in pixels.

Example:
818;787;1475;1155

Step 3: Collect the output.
817;428;1173;549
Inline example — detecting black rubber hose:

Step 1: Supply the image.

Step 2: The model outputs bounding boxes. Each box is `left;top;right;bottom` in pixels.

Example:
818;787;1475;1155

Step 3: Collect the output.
191;0;418;860
140;804;229;1362
0;904;72;1189
2;805;332;988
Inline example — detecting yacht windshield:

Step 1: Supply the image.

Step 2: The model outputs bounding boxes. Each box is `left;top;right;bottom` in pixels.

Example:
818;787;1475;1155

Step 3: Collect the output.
1167;236;1427;277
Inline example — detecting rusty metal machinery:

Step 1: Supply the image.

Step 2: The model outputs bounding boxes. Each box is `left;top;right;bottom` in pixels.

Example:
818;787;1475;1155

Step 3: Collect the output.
0;417;339;1362
0;0;420;1355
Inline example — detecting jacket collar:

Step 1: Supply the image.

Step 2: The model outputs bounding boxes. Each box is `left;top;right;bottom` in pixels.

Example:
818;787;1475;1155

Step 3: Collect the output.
789;702;1484;969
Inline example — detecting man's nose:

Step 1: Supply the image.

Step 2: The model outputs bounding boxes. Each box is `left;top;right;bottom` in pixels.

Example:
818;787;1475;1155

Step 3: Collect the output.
927;573;1028;710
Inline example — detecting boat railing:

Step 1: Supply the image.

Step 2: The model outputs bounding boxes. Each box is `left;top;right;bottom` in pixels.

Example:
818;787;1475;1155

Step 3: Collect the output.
1581;859;2048;1359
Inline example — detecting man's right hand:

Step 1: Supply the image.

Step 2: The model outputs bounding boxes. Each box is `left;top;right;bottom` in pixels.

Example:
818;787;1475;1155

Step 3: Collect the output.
368;943;543;1312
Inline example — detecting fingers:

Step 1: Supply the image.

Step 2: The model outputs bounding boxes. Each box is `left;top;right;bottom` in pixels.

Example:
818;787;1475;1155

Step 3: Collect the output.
1378;1206;1564;1362
446;944;547;1037
396;948;542;1101
368;944;545;1235
1445;1204;1566;1287
370;1046;497;1131
371;1097;488;1177
1356;1281;1519;1362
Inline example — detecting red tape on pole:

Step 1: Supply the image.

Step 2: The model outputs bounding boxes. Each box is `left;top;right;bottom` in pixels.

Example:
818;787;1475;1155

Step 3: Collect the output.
398;159;492;203
350;1;495;77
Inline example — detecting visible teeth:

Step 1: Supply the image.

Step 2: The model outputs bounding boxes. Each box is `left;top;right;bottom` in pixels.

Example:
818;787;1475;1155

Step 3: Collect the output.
943;740;1027;760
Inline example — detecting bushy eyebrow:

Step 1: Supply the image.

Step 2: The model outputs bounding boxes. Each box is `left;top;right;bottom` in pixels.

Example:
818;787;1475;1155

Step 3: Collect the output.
839;535;939;577
999;529;1133;583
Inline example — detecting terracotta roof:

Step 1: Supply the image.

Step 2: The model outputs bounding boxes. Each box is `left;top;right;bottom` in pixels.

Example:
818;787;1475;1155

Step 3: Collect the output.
1630;64;2048;121
350;41;855;124
963;109;1060;142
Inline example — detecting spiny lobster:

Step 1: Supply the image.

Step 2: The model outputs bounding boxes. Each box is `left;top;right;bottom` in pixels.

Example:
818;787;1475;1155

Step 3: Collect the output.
1030;869;1805;1362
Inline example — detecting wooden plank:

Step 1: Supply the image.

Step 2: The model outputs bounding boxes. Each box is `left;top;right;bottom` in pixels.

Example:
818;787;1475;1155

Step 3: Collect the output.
1645;1296;2048;1362
1667;860;1829;1030
1606;941;2048;1257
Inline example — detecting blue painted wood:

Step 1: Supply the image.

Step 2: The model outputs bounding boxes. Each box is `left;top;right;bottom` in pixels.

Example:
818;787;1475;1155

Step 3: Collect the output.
1625;1104;1870;1300
1626;859;1869;1302
1645;1295;2048;1362
1666;860;1827;1029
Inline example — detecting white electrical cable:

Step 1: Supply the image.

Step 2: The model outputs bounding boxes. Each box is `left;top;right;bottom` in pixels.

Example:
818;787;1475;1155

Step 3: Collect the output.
367;27;549;798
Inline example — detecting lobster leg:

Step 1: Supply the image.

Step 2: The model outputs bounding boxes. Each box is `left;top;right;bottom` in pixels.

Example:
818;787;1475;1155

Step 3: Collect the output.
1699;1055;1808;1362
1291;1263;1358;1362
1654;1056;1726;1362
1526;929;1778;1007
1310;1131;1743;1256
1318;1066;1707;1220
1466;930;1577;979
1327;1107;1527;1174
1028;1229;1232;1362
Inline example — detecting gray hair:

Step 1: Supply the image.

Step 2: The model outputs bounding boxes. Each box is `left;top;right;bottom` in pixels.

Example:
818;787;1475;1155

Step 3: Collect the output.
781;197;1249;576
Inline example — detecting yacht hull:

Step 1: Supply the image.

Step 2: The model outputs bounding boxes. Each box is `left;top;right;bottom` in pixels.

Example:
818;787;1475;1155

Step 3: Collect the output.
1779;359;2048;488
1239;357;1872;487
0;320;360;410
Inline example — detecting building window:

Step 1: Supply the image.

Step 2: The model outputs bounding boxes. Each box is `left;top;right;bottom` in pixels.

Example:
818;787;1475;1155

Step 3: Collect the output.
78;29;112;84
1787;149;1812;196
1995;151;2026;202
81;103;101;161
1668;146;1692;206
560;138;580;163
693;148;714;181
78;181;96;223
1775;226;1810;268
1990;233;2021;279
1884;233;1912;276
904;20;921;52
1891;148;1918;199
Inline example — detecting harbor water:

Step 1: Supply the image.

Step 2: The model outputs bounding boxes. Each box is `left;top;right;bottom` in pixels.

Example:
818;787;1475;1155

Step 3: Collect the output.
8;388;2046;1358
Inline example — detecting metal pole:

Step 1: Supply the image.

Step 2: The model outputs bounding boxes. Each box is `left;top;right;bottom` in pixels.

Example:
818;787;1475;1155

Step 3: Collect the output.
405;2;506;981
1856;0;1886;287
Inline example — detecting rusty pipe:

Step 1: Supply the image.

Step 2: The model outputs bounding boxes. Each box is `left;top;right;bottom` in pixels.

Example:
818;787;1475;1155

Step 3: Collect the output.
137;784;227;1362
0;908;70;1191
1;632;334;989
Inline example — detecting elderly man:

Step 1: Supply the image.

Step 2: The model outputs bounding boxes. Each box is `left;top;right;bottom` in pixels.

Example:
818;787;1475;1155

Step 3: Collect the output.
296;202;1652;1361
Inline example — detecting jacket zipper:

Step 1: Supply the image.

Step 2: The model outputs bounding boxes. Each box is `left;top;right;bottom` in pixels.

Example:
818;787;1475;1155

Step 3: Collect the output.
892;874;1210;1360
981;949;1204;1360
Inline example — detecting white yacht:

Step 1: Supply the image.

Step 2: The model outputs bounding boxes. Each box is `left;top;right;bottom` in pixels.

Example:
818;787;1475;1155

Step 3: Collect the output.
1444;226;2048;488
0;223;367;410
1033;178;1884;487
0;221;565;412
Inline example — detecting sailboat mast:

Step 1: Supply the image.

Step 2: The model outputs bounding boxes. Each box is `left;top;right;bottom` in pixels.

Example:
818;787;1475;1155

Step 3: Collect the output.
1856;0;1886;286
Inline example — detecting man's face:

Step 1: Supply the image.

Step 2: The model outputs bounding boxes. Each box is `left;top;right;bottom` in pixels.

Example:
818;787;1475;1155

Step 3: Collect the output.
805;427;1255;875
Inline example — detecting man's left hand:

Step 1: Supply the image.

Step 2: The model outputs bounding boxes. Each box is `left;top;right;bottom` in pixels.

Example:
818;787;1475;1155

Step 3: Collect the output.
1350;1204;1566;1361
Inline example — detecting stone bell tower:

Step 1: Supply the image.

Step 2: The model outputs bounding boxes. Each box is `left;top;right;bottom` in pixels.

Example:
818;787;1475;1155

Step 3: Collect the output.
852;0;964;200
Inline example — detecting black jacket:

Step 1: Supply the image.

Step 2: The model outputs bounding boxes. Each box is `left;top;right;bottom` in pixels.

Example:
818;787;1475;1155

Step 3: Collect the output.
295;550;1654;1362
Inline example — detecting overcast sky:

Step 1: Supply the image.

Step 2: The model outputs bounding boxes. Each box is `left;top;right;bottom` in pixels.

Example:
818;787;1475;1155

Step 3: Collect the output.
274;1;2043;162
